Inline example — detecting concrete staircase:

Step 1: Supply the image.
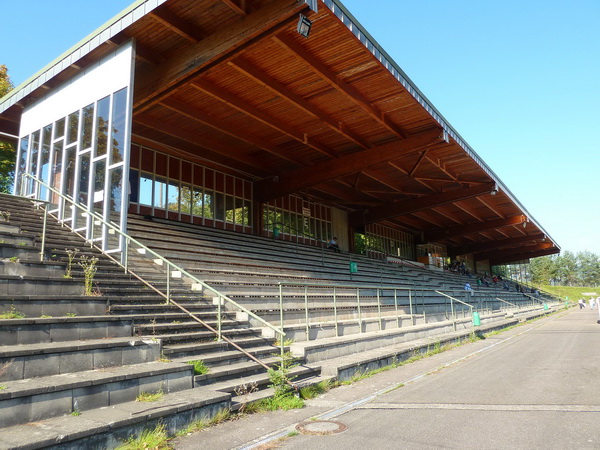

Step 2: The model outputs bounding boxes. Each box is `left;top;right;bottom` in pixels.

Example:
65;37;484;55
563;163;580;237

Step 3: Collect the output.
0;194;556;448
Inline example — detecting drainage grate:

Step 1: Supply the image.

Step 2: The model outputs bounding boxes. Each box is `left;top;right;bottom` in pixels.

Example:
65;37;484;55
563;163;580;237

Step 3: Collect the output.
296;420;347;435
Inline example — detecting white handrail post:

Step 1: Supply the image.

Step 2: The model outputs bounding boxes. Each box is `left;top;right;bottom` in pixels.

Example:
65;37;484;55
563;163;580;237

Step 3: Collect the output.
304;285;309;341
356;287;362;333
409;289;414;325
333;286;338;337
394;289;400;328
39;203;48;262
217;296;222;341
377;288;382;330
279;283;285;354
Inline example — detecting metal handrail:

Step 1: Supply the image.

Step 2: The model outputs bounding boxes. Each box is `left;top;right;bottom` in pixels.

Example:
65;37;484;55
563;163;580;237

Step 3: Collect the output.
495;297;519;309
20;174;286;365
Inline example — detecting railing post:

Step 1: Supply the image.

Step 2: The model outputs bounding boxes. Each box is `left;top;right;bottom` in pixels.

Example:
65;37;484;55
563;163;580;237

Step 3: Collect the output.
39;204;48;262
279;284;285;352
217;296;222;341
356;287;362;333
409;289;414;325
451;297;456;331
333;286;338;337
394;289;400;328
123;237;129;273
304;285;309;341
166;266;170;304
377;288;382;330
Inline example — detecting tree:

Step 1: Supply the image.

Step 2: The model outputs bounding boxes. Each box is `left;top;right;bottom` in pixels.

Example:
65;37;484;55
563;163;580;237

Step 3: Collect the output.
0;65;15;193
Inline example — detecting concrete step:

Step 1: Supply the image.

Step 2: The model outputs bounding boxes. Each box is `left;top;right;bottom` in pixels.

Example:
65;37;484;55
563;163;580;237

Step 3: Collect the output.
0;294;108;317
0;360;194;427
0;387;230;450
0;337;161;381
206;362;320;394
0;315;134;345
162;335;273;359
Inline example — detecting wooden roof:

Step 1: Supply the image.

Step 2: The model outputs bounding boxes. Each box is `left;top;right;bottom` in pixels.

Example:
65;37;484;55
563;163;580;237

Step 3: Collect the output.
0;0;560;264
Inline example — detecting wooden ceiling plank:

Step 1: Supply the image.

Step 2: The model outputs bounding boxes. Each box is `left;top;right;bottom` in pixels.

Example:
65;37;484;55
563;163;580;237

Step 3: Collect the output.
134;0;307;113
273;33;409;139
254;128;442;202
159;97;307;166
191;78;337;158
424;215;526;243
490;248;559;266
229;58;369;149
449;234;546;257
387;161;437;192
350;182;496;227
149;8;203;43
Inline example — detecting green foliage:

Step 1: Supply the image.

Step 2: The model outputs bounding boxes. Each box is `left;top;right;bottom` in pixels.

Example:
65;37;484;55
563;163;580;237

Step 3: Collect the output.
539;285;598;302
268;351;298;399
64;248;79;278
136;389;164;402
0;305;25;319
299;379;333;399
78;254;99;296
0;65;15;194
528;252;600;287
116;423;171;450
187;359;209;375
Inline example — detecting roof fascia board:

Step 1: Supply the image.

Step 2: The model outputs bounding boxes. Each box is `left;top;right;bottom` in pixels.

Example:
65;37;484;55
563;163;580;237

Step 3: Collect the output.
0;0;167;114
324;0;558;249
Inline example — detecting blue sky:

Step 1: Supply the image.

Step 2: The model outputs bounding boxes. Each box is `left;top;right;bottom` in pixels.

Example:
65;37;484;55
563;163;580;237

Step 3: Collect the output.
1;0;599;254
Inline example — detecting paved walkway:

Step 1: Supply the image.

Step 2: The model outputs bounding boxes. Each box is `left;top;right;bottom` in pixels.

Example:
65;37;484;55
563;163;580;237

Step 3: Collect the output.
173;307;600;449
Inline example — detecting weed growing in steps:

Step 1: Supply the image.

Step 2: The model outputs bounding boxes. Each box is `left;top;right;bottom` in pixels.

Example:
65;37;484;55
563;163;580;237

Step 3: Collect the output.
64;248;79;278
78;255;98;296
135;389;165;403
0;305;25;319
187;359;209;375
116;423;170;450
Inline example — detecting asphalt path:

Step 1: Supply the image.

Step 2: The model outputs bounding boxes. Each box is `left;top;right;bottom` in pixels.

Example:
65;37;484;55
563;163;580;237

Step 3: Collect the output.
174;307;600;449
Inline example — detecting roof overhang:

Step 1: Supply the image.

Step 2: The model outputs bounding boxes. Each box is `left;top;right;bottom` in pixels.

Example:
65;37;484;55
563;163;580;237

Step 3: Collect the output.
0;0;560;264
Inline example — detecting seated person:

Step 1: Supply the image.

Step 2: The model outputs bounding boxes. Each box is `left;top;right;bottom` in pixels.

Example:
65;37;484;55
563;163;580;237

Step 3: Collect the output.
327;236;341;253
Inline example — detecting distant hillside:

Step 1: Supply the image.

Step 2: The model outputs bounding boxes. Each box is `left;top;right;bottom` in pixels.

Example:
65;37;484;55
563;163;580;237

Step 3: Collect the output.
540;285;599;302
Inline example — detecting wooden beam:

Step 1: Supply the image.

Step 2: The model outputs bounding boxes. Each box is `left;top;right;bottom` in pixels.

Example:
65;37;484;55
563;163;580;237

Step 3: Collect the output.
134;0;307;113
191;79;337;158
474;242;553;262
273;33;409;139
349;182;496;227
135;114;274;173
409;150;428;176
159;97;307;166
149;8;203;43
220;0;247;15
254;128;442;202
424;215;526;243
108;35;164;66
229;58;369;149
449;234;546;257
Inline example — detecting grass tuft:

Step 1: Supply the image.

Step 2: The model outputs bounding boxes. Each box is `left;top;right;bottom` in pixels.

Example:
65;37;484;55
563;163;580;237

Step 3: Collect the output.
187;359;209;375
136;389;164;403
116;423;171;450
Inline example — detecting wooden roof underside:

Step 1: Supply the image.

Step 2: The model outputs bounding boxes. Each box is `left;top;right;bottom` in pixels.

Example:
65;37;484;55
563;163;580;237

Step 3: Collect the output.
0;0;559;264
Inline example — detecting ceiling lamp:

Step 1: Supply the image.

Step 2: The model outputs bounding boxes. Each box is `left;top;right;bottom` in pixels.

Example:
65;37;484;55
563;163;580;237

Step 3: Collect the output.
297;14;312;38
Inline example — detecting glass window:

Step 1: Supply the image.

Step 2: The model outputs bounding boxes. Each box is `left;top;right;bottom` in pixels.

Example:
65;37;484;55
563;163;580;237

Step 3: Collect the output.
79;152;90;204
16;136;29;194
204;191;214;218
139;174;153;206
180;185;192;214
67;111;79;145
154;178;167;209
50;141;63;205
81;103;94;150
191;188;203;216
94;159;106;208
109;167;123;213
110;87;128;164
167;182;179;213
54;117;65;139
95;96;110;157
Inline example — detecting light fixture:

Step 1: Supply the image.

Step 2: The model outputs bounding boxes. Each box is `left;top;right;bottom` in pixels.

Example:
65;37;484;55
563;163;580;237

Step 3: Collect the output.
490;183;498;196
297;14;312;38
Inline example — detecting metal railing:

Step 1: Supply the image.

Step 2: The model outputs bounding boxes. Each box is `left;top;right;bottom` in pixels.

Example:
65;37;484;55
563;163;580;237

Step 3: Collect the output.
20;174;286;365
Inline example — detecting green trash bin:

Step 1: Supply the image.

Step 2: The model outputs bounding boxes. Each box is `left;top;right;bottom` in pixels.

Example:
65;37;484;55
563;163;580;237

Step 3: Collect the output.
273;226;280;238
349;262;358;273
543;303;549;310
472;311;481;326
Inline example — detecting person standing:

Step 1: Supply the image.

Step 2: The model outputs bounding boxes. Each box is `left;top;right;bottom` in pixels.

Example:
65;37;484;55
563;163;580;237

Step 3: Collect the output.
578;298;585;310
